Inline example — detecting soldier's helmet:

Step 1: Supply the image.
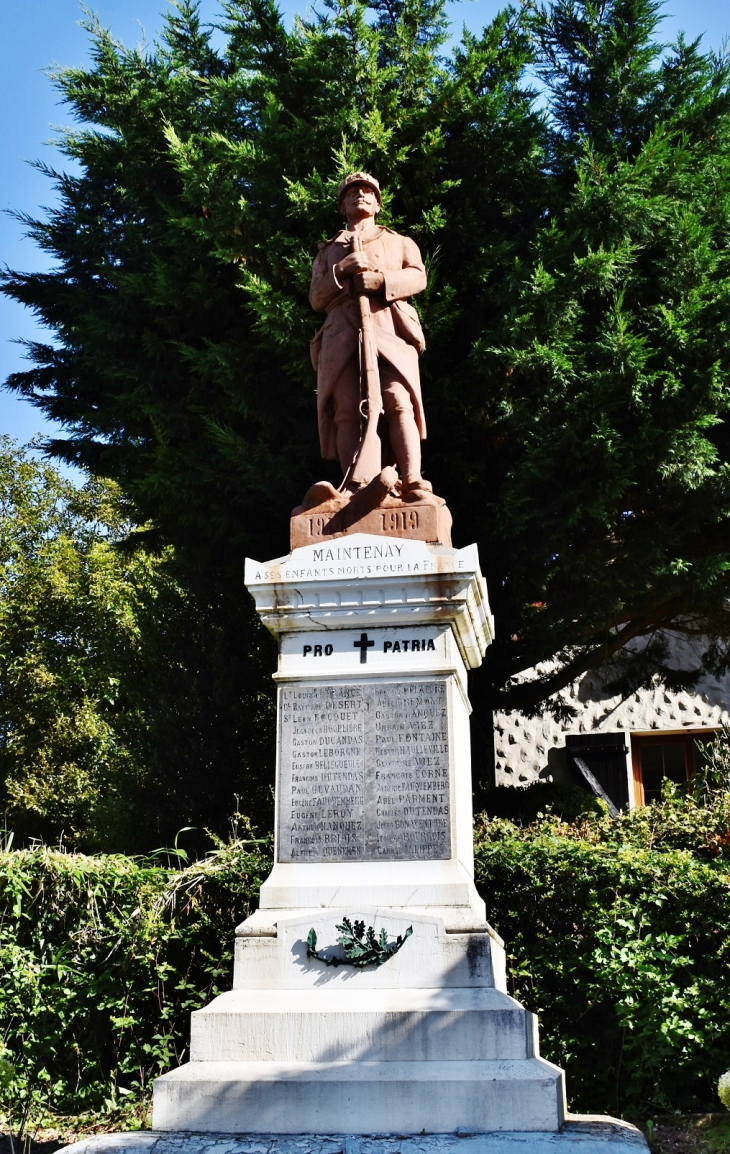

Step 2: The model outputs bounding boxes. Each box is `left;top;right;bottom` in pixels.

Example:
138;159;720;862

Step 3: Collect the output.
337;172;382;214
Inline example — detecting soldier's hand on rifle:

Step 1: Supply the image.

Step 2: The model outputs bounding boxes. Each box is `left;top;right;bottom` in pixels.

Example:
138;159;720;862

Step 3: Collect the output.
335;251;370;279
354;270;385;294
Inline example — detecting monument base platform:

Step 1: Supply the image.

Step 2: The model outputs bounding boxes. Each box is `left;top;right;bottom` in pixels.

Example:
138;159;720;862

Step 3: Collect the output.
62;1121;648;1154
152;912;566;1136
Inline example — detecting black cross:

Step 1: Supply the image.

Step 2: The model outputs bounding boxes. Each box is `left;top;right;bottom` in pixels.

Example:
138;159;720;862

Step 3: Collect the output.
353;632;375;664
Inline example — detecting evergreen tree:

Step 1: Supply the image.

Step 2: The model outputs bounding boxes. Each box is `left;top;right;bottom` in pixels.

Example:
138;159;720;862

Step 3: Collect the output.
484;1;730;709
3;0;730;758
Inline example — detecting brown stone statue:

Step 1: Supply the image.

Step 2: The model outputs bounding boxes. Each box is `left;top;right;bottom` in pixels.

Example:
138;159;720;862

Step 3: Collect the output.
290;172;452;548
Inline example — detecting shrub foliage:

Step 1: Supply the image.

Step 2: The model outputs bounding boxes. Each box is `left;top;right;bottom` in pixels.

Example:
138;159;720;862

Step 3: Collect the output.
475;820;730;1115
0;834;272;1138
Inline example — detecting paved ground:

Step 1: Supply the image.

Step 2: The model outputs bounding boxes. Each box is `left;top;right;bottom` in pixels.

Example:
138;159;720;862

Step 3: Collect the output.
2;1125;647;1154
2;1116;729;1154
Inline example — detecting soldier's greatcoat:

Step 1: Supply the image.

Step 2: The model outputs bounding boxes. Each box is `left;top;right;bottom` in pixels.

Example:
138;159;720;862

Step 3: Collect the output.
309;225;427;461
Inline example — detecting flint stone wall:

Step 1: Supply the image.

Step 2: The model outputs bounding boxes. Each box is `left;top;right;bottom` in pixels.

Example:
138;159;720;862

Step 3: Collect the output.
494;631;730;789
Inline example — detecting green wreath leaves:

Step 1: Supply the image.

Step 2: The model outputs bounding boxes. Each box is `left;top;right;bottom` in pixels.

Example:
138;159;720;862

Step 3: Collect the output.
306;917;413;968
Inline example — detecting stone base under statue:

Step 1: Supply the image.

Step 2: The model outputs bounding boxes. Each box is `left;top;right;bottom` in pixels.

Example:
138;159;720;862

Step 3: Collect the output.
149;908;644;1149
291;496;452;549
152;910;565;1135
290;471;452;549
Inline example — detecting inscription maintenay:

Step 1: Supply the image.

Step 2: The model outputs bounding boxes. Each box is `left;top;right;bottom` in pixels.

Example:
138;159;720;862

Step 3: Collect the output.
278;680;451;863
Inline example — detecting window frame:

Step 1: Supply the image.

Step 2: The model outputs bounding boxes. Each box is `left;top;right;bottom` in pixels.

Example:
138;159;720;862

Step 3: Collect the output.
630;729;719;806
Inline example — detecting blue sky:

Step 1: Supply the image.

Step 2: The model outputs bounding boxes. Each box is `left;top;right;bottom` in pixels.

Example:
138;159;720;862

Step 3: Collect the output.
1;0;729;464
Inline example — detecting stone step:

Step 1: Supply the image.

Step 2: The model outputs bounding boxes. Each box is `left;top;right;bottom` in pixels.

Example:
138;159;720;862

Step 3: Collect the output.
190;988;536;1063
152;1058;566;1134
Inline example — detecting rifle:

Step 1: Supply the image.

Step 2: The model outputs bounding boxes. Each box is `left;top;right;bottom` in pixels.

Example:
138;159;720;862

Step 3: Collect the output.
348;232;383;486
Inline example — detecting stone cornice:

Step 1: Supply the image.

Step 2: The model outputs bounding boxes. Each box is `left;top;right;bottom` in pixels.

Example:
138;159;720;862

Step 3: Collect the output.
245;535;494;670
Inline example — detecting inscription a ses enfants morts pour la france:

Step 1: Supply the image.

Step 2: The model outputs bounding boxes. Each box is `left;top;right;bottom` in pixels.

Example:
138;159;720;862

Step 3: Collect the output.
278;680;451;863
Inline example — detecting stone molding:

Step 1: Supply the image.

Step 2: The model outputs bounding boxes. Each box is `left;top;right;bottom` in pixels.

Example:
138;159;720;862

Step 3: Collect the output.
244;536;494;671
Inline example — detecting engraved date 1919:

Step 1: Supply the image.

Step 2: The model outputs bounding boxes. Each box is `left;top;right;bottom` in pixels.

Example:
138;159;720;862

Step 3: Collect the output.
380;510;419;532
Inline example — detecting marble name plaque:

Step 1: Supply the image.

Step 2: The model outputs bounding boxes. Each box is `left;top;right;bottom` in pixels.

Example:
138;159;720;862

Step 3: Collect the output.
277;679;451;863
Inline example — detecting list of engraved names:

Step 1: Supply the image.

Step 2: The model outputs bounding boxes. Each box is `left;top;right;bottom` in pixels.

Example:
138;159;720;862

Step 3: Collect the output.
278;680;450;863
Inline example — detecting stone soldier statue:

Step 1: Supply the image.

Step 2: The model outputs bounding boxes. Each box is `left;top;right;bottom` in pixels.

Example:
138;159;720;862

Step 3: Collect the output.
309;173;434;503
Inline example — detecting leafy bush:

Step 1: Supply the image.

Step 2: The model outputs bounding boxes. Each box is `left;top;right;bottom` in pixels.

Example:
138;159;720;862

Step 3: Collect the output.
474;756;730;1116
0;834;272;1139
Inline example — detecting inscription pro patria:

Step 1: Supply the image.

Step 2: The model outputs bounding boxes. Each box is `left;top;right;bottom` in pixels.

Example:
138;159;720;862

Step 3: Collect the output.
278;679;451;863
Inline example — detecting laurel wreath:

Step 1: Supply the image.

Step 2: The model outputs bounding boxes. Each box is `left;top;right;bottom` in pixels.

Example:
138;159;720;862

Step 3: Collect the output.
306;917;413;968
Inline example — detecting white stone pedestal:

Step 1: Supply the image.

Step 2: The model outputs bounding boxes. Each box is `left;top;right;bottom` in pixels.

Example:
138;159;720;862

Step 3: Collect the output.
242;536;493;936
146;536;645;1150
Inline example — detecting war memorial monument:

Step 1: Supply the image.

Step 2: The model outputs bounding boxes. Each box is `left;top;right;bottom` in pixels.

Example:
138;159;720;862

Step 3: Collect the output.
68;175;648;1154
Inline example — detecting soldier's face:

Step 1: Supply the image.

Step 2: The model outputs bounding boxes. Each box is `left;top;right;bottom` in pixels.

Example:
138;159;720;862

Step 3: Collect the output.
342;184;379;223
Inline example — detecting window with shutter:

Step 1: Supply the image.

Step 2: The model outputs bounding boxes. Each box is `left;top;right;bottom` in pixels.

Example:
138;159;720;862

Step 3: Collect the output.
565;732;631;813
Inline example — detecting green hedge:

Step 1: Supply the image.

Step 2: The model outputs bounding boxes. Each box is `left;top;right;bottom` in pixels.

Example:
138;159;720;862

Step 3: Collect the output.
2;800;730;1128
474;816;730;1116
0;836;272;1132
